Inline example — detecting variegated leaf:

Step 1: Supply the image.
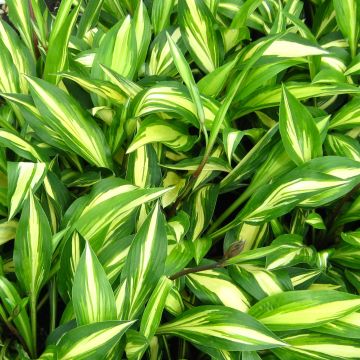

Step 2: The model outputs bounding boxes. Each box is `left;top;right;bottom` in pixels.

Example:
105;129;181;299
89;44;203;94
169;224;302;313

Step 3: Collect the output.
186;268;250;312
178;0;221;73
57;320;134;360
157;305;286;351
249;290;360;330
14;192;52;298
120;203;167;320
72;242;117;325
279;85;322;165
7;162;47;219
26;76;113;169
273;333;360;360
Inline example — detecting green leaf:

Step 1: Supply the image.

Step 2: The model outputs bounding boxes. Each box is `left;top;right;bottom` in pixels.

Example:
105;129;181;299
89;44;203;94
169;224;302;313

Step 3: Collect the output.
140;276;172;339
178;0;221;73
77;0;105;38
305;213;326;230
0;276;34;356
152;0;175;35
13;192;52;298
92;15;137;82
120;203;168;320
235;157;360;225
273;333;360;360
0;129;47;162
230;264;292;300
0;220;17;246
325;133;360;161
57;320;134;360
329;97;360;130
7;162;47;219
69;178;169;251
249;290;360;331
58;231;86;302
58;72;127;104
185;184;219;241
133;1;151;72
157;305;286;351
186;268;250;311
72;242;117;325
167;31;206;134
127;116;197;153
333;0;359;57
126;143;162;188
43;0;80;84
314;311;360;339
131;82;221;129
279;85;322;165
26;76;113;169
6;0;34;55
0;19;35;93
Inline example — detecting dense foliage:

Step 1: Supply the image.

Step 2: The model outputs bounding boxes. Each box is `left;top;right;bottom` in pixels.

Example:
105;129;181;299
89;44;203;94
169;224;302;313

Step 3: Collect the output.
1;0;360;358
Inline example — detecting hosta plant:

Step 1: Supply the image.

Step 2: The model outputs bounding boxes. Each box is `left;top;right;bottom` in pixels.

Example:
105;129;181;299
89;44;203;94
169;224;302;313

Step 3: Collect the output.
1;0;360;359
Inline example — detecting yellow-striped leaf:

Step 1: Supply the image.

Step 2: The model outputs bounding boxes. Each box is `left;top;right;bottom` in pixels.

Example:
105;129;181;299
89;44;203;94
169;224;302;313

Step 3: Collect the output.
120;203;168;320
126;143;162;188
314;311;360;339
26;76;113;169
72;242;117;325
157;305;286;351
92;15;137;81
279;85;322;165
43;0;80;84
56;320;134;360
58;231;85;302
6;0;34;55
58;72;127;104
127;116;197;153
179;0;221;73
186;268;250;312
329;97;360;130
133;1;151;72
333;0;359;57
341;231;360;247
140;276;172;339
273;333;360;360
167;32;206;133
7;162;47;220
0;219;17;246
152;0;175;35
68;178;169;251
131;82;221;128
13;192;52;299
325;133;360;161
0;19;35;93
249;290;360;331
0;276;34;356
230;264;292;300
184;184;219;241
0;129;46;162
236;83;360;118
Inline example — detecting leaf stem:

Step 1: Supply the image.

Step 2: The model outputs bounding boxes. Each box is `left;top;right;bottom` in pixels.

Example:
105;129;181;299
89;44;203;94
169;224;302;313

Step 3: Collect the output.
169;261;223;280
49;279;57;333
0;308;31;356
30;296;37;357
207;190;249;234
168;155;209;216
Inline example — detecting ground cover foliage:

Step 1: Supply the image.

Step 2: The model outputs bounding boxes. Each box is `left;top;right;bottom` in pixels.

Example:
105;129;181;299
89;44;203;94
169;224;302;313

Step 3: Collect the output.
1;0;360;358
